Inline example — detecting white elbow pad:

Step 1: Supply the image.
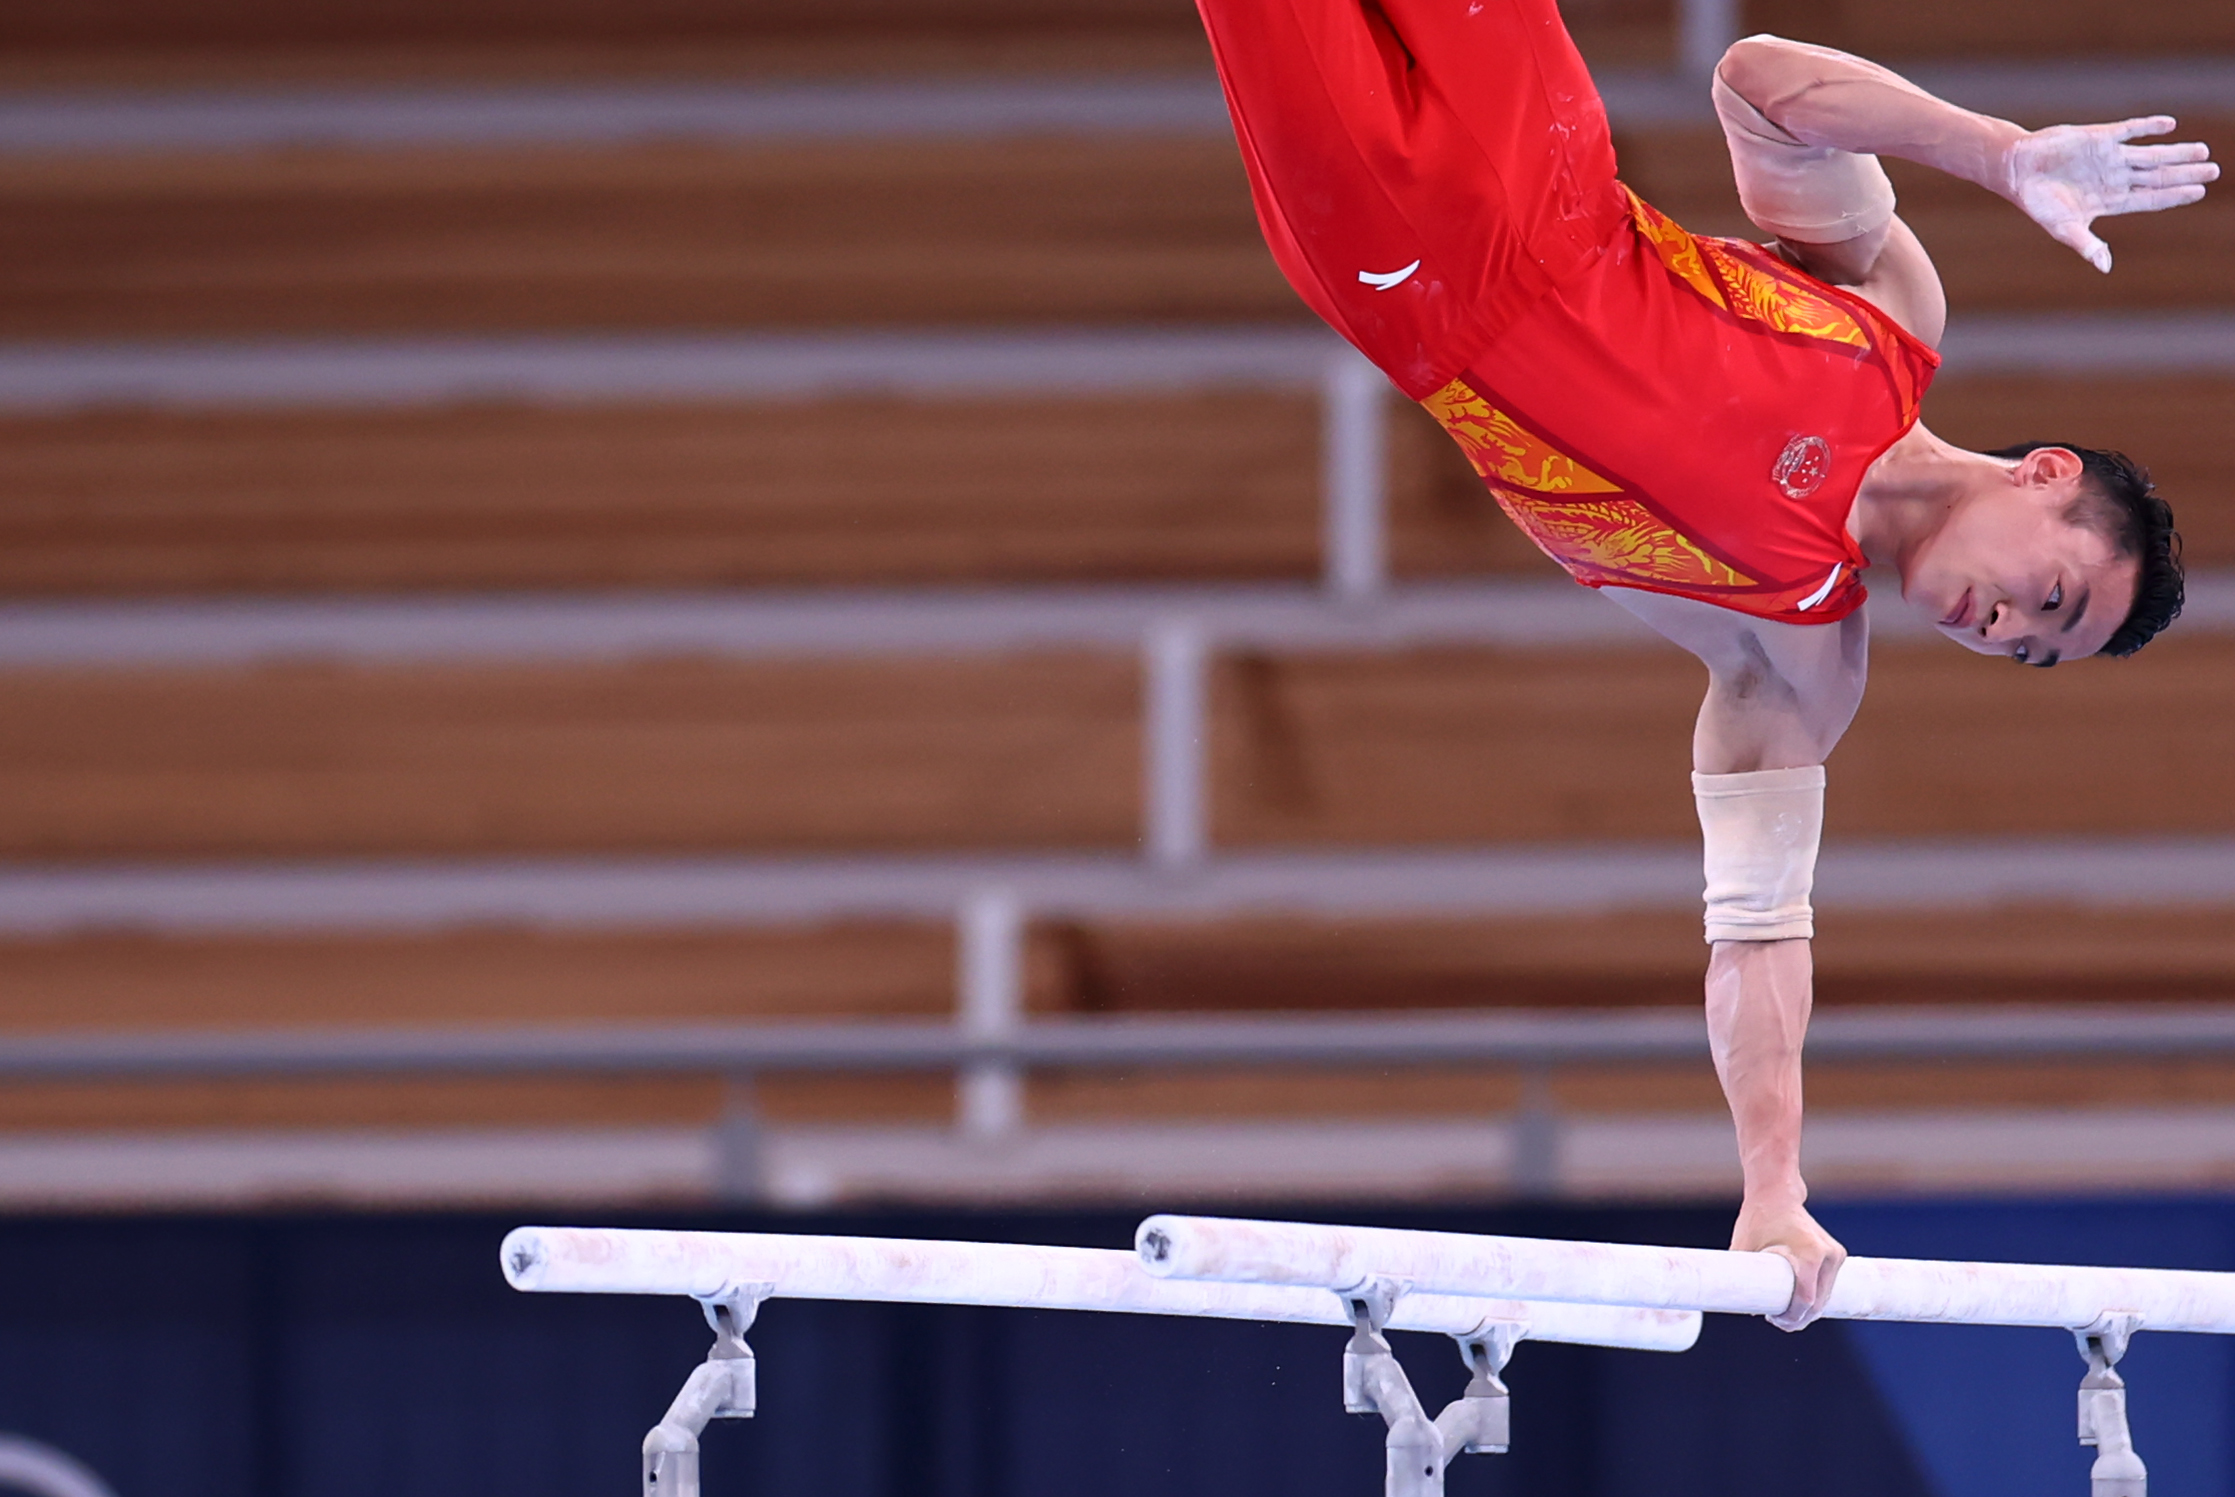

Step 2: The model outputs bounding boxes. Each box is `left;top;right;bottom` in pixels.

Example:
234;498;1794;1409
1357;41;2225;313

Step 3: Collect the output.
1695;766;1824;944
1712;70;1896;245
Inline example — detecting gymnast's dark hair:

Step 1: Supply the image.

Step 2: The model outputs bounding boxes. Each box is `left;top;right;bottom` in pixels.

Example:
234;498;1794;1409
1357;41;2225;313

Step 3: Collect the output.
1988;442;2183;657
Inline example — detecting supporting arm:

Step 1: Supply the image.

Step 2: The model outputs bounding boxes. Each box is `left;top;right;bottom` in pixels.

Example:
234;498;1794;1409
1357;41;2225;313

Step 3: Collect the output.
1684;608;1868;1331
1594;592;1868;1330
1707;936;1843;1331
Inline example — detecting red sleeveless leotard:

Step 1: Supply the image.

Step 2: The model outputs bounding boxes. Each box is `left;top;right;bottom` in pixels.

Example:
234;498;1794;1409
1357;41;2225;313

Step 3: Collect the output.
1196;0;1941;624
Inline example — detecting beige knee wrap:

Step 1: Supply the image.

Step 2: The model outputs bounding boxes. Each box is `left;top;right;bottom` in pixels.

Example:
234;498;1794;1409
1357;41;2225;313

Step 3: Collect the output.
1695;766;1825;944
1713;67;1896;245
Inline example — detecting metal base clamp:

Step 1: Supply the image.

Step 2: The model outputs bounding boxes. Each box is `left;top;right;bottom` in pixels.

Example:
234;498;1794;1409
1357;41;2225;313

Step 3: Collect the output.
2077;1316;2147;1497
643;1286;771;1497
1337;1279;1525;1497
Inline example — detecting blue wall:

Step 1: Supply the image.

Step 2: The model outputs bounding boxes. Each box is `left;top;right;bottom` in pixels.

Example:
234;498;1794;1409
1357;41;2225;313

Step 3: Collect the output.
1821;1199;2235;1497
0;1199;2221;1497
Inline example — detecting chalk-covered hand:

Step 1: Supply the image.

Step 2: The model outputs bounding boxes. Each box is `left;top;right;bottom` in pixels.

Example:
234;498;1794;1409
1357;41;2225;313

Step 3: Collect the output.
2001;115;2219;273
1732;1198;1847;1331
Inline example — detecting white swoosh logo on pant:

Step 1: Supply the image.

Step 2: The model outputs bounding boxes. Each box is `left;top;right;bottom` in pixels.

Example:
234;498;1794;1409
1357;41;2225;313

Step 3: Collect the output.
1358;259;1421;290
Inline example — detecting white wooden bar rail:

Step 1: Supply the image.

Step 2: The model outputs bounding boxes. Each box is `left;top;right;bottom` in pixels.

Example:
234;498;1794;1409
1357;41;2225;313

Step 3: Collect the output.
1136;1213;2235;1334
499;1224;1699;1351
1134;1214;2194;1495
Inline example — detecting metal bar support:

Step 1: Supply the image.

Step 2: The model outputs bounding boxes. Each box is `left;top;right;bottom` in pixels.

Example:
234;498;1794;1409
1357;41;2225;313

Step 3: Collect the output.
2078;1316;2147;1497
1337;1279;1520;1497
956;888;1025;1137
1677;0;1741;75
1322;353;1388;600
643;1288;768;1497
1143;619;1208;868
1509;1067;1561;1198
710;1073;763;1204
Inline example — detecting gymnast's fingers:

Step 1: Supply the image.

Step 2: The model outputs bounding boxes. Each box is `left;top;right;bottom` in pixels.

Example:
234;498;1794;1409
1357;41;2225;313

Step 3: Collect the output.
2108;184;2211;216
2130;160;2221;188
2044;217;2115;272
2125;139;2213;162
2110;114;2180;142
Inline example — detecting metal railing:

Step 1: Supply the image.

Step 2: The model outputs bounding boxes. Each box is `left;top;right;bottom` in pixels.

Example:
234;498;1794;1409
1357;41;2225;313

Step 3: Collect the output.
9;1002;2235;1080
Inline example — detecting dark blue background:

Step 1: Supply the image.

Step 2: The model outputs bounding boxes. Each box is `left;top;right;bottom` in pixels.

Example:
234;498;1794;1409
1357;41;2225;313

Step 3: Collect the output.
0;1197;2220;1497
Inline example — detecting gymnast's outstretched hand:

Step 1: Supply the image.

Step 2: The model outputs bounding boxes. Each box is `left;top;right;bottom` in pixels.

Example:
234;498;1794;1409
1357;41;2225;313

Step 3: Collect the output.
1733;1198;1847;1331
2000;115;2219;273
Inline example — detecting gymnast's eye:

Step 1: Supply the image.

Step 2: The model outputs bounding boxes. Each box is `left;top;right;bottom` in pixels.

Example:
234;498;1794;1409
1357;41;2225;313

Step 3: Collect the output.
2043;582;2063;612
2012;643;2029;664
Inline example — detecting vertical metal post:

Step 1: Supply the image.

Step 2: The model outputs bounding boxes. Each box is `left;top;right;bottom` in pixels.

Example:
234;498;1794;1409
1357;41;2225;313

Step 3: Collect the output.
1322;351;1388;600
710;1073;762;1206
1509;1068;1561;1198
957;888;1025;1138
1143;620;1208;869
2078;1318;2148;1497
1678;0;1741;76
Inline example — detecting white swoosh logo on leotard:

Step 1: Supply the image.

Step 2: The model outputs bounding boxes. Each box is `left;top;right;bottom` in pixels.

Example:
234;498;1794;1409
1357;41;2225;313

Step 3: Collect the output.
1795;565;1844;612
1358;259;1421;290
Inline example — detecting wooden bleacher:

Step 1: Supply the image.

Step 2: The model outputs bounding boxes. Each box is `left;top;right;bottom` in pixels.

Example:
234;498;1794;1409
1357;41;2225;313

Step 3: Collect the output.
0;394;1330;593
0;635;2224;860
0;0;1680;86
9;379;2231;594
5;125;2229;342
1747;0;2235;59
0;0;2231;1197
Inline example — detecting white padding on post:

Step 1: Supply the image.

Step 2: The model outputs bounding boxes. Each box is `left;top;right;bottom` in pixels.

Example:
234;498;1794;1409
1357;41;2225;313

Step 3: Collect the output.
1713;69;1896;245
1695;765;1824;943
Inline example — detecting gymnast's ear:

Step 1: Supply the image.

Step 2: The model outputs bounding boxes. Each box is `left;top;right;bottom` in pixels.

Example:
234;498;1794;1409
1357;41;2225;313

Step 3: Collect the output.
2010;445;2085;491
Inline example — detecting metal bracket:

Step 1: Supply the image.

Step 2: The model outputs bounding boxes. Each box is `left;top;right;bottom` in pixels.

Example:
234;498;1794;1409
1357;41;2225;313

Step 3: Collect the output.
1334;1284;1524;1497
642;1284;774;1497
1435;1322;1521;1456
2076;1314;2147;1497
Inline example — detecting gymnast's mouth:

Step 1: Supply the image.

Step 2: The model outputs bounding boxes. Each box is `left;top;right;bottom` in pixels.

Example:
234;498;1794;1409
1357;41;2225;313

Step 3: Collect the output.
1939;589;1975;630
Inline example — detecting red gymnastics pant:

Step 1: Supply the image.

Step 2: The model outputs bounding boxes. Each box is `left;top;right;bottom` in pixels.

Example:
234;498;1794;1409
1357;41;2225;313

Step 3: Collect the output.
1195;0;1630;399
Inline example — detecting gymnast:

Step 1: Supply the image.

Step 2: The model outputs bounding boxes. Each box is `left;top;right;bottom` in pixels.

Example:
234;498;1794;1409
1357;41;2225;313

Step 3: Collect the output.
1191;0;2217;1326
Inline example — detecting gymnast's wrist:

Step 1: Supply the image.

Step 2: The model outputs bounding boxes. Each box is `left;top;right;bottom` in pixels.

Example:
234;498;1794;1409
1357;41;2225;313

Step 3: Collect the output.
1979;118;2034;201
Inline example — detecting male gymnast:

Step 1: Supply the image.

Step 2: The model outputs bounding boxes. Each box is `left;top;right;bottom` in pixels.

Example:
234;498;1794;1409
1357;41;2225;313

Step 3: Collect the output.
1191;0;2218;1326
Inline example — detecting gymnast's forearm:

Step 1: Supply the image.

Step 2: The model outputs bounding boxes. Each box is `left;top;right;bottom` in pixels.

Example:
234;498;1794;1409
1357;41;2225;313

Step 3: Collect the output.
1705;937;1813;1208
1717;35;2026;197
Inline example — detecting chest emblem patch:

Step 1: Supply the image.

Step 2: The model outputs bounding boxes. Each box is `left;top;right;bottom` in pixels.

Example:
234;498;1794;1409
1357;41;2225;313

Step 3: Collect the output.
1773;435;1833;499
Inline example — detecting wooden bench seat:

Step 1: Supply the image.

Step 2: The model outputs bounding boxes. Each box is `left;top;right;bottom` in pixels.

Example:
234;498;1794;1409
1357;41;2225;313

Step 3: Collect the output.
1208;636;2235;847
0;394;1326;594
2;374;2226;596
5;122;2228;341
0;636;2226;858
0;0;1667;88
0;139;1288;339
1747;0;2235;59
0;654;1142;858
8;0;2229;90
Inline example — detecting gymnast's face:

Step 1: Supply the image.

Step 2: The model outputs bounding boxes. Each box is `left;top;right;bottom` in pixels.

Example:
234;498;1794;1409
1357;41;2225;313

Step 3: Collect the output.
1904;447;2137;667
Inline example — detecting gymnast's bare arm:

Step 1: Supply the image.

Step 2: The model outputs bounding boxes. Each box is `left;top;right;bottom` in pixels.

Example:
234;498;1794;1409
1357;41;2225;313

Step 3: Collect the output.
1616;38;2220;1332
1601;586;1865;1329
1717;34;2217;311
